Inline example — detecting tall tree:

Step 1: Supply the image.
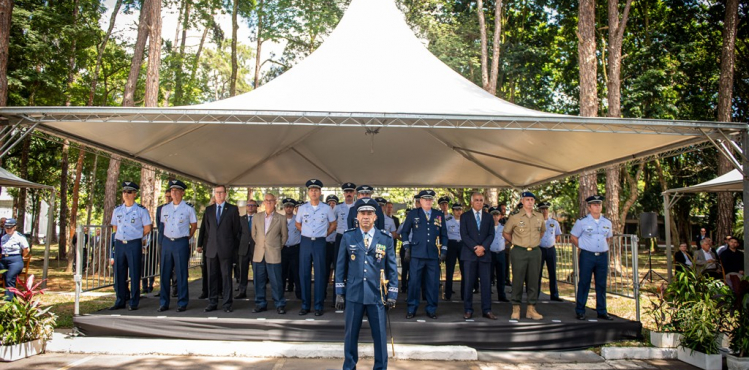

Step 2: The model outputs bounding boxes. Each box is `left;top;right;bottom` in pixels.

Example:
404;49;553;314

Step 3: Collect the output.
0;0;13;106
604;0;632;232
66;147;86;272
173;0;191;105
88;0;122;106
59;140;69;259
715;0;739;240
64;0;79;106
141;0;162;217
476;0;502;95
577;0;599;216
252;0;263;89
230;0;239;96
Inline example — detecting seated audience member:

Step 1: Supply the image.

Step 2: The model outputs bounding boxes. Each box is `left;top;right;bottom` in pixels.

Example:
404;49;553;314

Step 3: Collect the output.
693;238;722;279
674;242;693;272
720;237;744;276
716;235;732;256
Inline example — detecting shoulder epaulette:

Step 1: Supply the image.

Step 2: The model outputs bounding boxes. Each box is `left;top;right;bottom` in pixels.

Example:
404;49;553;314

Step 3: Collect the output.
137;203;146;209
186;202;194;207
379;229;393;238
578;216;586;221
344;227;357;233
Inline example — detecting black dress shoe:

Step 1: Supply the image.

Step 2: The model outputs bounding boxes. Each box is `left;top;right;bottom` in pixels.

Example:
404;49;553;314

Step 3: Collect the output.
426;312;438;319
406;312;415;319
204;305;218;312
198;293;207;299
176;306;187;312
483;312;498;320
576;313;586;320
224;307;233;313
498;297;510;302
550;297;563;302
286;288;293;292
108;305;125;311
171;291;178;298
463;312;473;319
277;307;286;314
127;306;138;311
597;314;614;321
234;293;247;299
299;309;310;316
314;310;324;316
253;306;267;313
156;306;169;312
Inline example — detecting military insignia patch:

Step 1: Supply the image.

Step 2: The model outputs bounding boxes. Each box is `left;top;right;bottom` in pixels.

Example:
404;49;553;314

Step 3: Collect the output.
351;254;356;261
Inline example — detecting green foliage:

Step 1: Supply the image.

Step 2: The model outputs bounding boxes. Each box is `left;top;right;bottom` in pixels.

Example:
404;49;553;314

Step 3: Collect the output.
725;277;749;357
0;275;57;346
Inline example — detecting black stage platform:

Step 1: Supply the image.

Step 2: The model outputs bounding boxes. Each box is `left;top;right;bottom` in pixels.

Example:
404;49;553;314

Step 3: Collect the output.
74;279;642;351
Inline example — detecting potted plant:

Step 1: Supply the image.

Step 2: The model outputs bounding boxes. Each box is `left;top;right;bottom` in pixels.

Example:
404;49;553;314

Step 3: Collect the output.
725;276;749;370
0;275;57;362
669;269;729;370
645;282;681;348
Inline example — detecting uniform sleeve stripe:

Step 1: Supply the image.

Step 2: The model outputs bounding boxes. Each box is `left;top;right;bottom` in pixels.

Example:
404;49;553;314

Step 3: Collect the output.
335;283;345;288
388;287;398;292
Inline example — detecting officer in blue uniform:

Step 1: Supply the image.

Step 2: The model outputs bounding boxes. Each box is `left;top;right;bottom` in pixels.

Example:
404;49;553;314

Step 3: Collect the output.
538;201;563;301
400;190;448;319
325;194;340;298
110;181;152;311
346;185;385;230
0;218;29;301
157;180;198;312
335;198;398;370
571;195;614;320
295;179;337;316
375;197;397;237
444;203;463;301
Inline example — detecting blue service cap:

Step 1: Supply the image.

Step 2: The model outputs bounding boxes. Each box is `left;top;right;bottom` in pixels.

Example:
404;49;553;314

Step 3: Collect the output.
4;218;17;227
122;181;139;191
437;196;450;204
537;201;552;209
341;182;357;191
281;198;296;206
520;191;536;199
451;203;463;210
585;195;604;204
418;190;436;199
354;198;377;213
168;180;187;190
413;194;421;200
374;197;387;205
325;194;340;204
305;179;322;189
356;185;373;193
489;207;501;214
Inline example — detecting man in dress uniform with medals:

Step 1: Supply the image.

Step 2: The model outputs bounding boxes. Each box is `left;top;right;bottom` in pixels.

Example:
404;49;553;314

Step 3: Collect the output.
110;181;152;311
399;190;448;319
335;198;397;370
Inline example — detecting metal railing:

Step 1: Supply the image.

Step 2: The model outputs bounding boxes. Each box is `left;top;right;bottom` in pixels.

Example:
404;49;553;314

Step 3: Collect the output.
542;234;640;321
74;225;202;315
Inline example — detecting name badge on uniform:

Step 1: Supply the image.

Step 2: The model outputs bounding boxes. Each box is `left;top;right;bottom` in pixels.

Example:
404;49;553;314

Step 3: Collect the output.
131;218;135;224
351;254;356;261
414;218;420;229
165;214;169;222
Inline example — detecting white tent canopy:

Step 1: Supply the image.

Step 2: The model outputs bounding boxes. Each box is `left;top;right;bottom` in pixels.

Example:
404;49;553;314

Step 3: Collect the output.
664;169;744;194
0;0;744;188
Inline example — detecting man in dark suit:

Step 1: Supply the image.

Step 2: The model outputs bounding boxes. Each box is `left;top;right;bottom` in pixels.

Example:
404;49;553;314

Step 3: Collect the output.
459;192;496;319
236;199;257;299
197;185;242;312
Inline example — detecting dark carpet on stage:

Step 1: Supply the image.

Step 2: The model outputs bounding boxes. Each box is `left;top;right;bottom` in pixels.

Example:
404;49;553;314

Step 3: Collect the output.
74;278;642;350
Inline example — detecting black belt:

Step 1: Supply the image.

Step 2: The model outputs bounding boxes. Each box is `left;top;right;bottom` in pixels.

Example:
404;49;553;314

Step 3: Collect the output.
513;245;540;251
165;236;189;241
1;254;20;258
302;236;324;241
116;238;141;244
448;239;461;242
582;250;607;256
285;243;300;248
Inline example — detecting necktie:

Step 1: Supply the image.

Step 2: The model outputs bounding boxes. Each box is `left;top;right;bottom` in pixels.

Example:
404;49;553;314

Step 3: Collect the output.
476;211;481;228
217;205;222;222
364;235;371;249
425;211;430;221
248;216;252;231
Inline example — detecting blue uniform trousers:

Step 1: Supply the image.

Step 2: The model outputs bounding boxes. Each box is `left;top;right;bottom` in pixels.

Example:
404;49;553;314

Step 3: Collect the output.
343;301;387;370
253;260;285;308
160;237;190;309
490;251;507;300
407;257;439;315
0;254;24;301
300;236;327;311
576;250;608;316
444;240;463;300
462;259;492;314
114;238;143;308
539;246;559;299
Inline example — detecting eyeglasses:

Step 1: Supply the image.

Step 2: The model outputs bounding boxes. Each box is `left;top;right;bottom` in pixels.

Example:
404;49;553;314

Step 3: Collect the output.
122;190;135;194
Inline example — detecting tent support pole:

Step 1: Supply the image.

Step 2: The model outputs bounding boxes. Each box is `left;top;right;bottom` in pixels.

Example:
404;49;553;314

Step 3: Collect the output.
663;192;673;282
702;129;745;175
42;191;55;289
743;129;749;275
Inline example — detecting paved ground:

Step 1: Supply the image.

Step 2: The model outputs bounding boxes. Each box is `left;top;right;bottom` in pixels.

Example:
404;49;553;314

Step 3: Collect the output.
4;353;702;370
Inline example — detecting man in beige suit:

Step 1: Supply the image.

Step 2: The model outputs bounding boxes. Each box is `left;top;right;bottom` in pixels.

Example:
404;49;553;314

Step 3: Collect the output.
693;237;721;279
251;193;289;314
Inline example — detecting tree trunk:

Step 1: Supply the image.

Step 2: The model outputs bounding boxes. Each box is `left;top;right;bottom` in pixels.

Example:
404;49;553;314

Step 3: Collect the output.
230;0;239;96
476;0;489;91
65;148;86;272
486;187;498;207
577;0;598;217
59;140;69;259
85;154;97;226
173;0;191;105
619;162;644;234
253;0;263;89
487;0;502;95
0;0;14;106
88;0;122;106
655;159;679;246
715;0;739;240
190;21;210;85
122;2;150;107
64;0;79;106
100;156;120;274
17;138;29;233
33;197;41;244
247;187;254;201
140;0;162;218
